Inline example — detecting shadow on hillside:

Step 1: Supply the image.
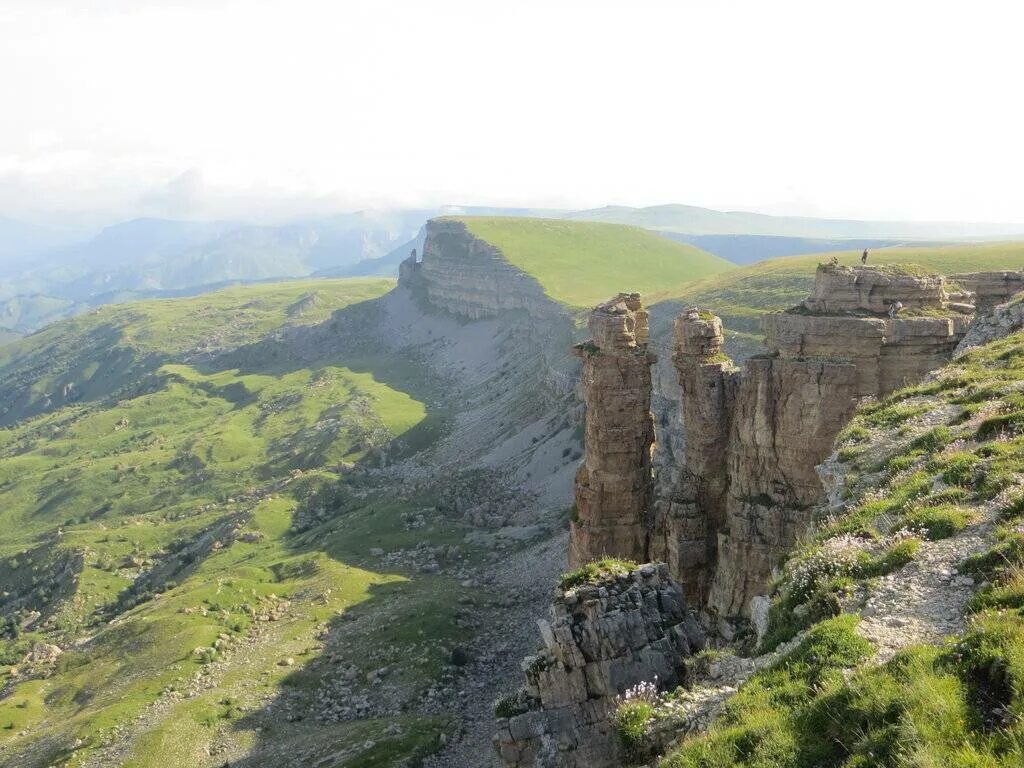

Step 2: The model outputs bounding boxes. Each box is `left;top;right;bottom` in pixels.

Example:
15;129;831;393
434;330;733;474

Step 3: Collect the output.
219;291;470;765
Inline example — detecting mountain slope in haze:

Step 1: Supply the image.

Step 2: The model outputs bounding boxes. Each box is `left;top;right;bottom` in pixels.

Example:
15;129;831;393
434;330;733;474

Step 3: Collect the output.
0;216;82;262
0;293;85;334
456;216;735;308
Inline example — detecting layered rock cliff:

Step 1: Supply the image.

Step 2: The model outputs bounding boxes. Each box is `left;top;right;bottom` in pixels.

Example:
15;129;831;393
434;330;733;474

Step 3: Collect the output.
568;294;657;568
702;265;973;615
493;564;703;768
567;265;975;618
951;269;1024;312
649;312;738;604
401;218;564;320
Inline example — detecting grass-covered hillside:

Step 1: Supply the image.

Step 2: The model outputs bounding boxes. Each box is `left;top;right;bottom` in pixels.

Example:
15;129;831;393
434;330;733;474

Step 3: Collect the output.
0;278;486;767
635;314;1024;767
0;279;395;425
455;216;735;308
650;242;1024;352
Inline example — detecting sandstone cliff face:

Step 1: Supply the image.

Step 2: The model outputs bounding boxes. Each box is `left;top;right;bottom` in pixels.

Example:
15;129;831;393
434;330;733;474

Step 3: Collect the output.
405;218;562;320
802;264;950;314
955;289;1024;358
649;311;738;604
567;268;972;616
568;294;657;568
692;266;974;615
952;270;1024;312
706;354;861;614
494;564;703;768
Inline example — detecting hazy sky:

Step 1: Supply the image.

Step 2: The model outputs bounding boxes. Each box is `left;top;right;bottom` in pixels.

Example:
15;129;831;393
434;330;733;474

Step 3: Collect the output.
2;0;1023;225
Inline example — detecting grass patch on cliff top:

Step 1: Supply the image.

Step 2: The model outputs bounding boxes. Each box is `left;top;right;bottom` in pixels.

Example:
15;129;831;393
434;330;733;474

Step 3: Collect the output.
664;613;1024;768
560;557;639;590
454;216;735;308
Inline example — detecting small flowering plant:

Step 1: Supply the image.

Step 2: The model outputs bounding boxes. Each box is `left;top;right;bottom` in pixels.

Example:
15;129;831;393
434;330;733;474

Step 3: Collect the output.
614;677;659;761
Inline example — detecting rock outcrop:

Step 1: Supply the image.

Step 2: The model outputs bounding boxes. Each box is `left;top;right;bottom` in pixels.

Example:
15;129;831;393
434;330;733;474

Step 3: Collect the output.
951;270;1024;312
567;267;972;615
955;290;1024;358
673;265;974;615
402;218;561;320
649;312;738;604
801;264;951;314
568;294;657;568
493;564;703;768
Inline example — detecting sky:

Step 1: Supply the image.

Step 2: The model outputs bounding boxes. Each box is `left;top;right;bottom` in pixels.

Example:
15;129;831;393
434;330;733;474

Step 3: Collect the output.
2;0;1023;226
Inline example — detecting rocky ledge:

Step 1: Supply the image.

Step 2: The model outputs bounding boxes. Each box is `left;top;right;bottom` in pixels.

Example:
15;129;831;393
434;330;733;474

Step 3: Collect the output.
493;563;703;768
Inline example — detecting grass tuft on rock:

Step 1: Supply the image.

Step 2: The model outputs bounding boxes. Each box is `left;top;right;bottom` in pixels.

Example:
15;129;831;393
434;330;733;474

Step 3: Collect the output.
559;557;639;590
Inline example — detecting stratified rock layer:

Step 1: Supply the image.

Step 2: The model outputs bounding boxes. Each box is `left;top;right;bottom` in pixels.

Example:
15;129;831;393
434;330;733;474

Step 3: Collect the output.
569;294;656;567
493;564;703;768
802;264;949;313
565;265;974;619
952;270;1024;313
650;311;738;604
408;218;560;319
671;265;973;615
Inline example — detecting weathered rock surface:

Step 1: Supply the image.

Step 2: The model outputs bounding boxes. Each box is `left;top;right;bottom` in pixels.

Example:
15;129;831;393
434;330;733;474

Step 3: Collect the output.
566;267;972;616
650;311;738;604
801;264;951;314
669;265;973;615
493;564;703;768
951;270;1024;312
404;218;563;320
955;290;1024;358
569;294;656;568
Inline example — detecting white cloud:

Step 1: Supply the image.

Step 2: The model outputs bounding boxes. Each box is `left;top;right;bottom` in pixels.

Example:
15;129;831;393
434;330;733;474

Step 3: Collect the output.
1;0;1023;224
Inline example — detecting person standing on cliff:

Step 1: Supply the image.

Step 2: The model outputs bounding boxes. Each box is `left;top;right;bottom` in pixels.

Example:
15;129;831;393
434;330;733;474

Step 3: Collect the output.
861;248;869;264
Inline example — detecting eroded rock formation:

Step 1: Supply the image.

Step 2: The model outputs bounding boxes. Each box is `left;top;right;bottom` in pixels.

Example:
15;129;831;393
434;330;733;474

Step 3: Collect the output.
572;266;974;617
493;564;703;768
952;270;1024;313
568;294;656;567
401;218;561;320
686;265;973;615
649;311;738;604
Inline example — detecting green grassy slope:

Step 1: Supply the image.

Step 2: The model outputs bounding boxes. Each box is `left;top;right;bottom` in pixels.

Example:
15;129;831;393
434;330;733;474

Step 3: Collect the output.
0;278;394;425
456;216;735;308
656;322;1024;767
650;242;1024;350
0;278;473;767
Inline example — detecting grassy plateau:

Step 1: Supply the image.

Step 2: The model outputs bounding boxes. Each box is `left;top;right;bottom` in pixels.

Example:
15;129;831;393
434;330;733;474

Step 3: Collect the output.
456;216;736;309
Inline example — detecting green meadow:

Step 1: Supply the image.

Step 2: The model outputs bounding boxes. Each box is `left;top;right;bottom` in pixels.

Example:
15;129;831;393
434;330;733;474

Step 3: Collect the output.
0;278;469;767
456;216;735;308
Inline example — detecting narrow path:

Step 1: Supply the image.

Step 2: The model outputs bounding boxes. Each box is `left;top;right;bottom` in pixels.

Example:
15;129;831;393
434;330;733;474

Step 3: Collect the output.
856;508;994;662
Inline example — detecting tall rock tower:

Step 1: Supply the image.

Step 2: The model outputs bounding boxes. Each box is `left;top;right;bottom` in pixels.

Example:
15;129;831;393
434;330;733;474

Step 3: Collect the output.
649;310;739;603
568;294;656;567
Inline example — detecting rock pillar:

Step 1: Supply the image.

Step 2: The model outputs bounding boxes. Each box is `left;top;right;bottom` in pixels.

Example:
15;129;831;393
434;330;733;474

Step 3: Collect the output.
656;310;738;603
569;294;656;568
